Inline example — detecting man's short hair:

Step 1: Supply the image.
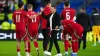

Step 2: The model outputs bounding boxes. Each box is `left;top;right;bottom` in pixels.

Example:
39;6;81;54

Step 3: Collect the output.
52;5;56;9
80;8;86;11
18;2;24;8
93;8;98;12
27;4;33;9
45;1;51;6
81;8;85;10
64;1;70;7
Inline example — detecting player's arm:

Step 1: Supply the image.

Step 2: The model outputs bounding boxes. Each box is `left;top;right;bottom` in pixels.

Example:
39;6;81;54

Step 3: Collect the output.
73;9;76;21
25;16;28;25
41;12;51;19
62;31;66;42
61;10;64;20
12;12;16;24
37;15;41;29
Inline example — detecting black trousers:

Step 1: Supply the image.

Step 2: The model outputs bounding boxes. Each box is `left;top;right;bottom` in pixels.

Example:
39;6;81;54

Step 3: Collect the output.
48;30;61;53
42;29;50;51
78;31;87;49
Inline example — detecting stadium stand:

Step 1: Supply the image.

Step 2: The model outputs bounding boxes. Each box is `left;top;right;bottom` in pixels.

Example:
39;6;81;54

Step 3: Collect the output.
0;0;100;30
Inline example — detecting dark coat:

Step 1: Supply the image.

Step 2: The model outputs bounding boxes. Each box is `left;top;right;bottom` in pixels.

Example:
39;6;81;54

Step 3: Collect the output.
76;13;91;31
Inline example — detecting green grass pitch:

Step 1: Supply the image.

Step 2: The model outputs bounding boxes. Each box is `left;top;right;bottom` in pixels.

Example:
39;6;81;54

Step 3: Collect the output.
0;41;100;56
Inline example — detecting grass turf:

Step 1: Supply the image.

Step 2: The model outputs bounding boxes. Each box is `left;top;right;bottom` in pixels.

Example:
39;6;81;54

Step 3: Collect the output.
0;41;100;56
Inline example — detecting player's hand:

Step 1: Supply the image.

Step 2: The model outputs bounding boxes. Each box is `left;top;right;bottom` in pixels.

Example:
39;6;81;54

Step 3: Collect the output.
29;15;36;19
38;11;42;15
40;7;44;12
55;26;59;30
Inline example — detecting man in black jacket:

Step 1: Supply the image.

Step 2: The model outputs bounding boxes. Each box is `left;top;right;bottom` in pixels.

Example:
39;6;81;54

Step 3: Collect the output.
76;8;91;50
42;6;62;56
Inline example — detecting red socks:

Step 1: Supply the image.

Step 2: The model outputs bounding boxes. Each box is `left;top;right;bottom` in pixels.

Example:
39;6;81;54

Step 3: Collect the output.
34;41;38;49
64;40;69;51
64;40;71;51
28;42;30;53
17;49;20;52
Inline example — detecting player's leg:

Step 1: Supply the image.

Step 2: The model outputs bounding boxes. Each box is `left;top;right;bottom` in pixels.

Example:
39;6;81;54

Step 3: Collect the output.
27;32;32;56
16;31;21;56
62;31;70;56
33;38;39;51
89;31;93;41
82;31;87;49
24;36;30;56
21;30;29;56
33;38;40;56
42;29;50;54
33;35;39;56
27;38;31;56
78;27;84;50
78;38;81;50
71;41;78;56
92;26;97;46
42;29;48;56
24;40;29;56
73;23;83;50
47;34;54;56
17;41;21;56
53;31;62;56
86;31;93;41
29;30;39;56
97;26;100;43
71;24;83;56
42;29;45;50
32;31;39;51
64;34;71;56
46;30;57;56
64;40;69;56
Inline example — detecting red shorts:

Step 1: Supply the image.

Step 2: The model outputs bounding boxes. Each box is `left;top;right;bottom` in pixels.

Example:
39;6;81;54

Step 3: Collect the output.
63;23;83;40
71;23;83;40
16;30;28;41
28;30;38;39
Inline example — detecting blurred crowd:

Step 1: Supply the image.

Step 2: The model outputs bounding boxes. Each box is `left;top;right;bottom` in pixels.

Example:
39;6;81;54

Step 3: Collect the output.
0;0;42;30
0;0;51;30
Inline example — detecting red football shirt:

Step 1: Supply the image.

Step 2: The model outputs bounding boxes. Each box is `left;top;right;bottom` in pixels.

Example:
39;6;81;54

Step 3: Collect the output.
61;8;75;21
13;10;27;30
41;6;51;29
26;11;40;31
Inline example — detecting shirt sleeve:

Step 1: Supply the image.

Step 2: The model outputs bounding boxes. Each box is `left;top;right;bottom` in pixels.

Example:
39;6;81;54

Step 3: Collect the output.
24;11;28;24
61;10;64;20
12;12;16;24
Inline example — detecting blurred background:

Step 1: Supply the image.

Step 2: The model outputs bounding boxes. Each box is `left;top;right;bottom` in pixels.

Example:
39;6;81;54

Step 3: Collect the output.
0;0;100;40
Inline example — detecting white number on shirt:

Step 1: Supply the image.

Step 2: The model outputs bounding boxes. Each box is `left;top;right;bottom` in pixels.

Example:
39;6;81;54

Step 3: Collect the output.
16;14;20;22
66;12;70;20
32;15;36;22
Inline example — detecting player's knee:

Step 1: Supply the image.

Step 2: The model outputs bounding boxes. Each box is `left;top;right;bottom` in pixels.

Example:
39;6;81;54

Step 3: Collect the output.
17;41;21;44
33;39;37;42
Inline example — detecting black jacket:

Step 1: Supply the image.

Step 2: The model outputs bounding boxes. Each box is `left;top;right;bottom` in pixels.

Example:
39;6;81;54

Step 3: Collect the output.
42;12;61;29
76;13;91;31
91;12;100;26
